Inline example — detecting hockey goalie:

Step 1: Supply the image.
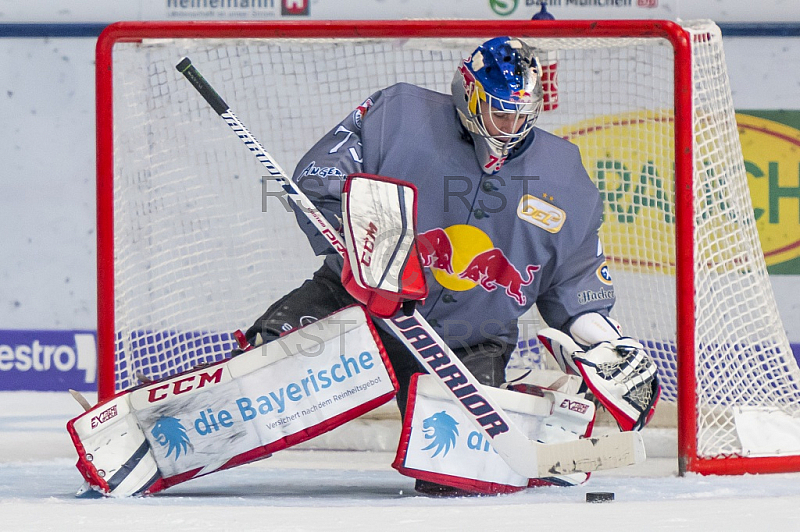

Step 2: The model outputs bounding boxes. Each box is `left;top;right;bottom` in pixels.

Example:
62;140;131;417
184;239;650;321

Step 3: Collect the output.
69;173;656;497
69;36;660;497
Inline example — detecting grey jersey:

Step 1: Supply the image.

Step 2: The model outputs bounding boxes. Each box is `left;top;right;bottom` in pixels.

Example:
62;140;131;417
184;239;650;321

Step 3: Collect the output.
291;83;614;348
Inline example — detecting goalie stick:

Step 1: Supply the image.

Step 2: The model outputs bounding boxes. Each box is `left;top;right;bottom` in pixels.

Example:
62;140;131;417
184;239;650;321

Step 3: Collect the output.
176;57;645;478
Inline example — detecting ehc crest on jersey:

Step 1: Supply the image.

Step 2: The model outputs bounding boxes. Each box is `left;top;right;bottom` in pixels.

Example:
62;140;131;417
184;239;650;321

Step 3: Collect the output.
353;98;374;129
597;261;613;285
421;411;459;458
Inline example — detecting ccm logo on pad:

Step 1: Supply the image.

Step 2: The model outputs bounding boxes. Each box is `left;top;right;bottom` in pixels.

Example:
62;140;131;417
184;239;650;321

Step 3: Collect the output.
146;367;225;403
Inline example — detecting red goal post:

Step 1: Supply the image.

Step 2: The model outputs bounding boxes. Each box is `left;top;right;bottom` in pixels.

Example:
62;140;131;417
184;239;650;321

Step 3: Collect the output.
95;20;800;476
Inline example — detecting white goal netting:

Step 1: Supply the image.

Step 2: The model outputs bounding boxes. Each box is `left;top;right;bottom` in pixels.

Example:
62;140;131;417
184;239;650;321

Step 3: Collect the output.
100;21;800;470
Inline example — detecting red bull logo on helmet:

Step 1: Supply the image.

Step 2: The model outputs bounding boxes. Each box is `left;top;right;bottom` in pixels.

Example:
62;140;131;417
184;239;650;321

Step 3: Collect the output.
418;225;539;306
511;88;531;101
458;62;484;115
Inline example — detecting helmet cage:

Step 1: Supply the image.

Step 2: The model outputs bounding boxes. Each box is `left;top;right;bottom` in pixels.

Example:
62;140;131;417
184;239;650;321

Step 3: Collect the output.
453;37;544;171
477;92;542;152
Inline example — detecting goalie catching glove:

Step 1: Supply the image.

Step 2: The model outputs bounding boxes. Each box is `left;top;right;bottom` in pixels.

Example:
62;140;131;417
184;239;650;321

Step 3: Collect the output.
538;319;660;432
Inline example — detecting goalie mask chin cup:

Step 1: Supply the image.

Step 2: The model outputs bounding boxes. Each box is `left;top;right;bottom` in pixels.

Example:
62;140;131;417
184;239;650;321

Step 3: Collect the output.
452;36;544;175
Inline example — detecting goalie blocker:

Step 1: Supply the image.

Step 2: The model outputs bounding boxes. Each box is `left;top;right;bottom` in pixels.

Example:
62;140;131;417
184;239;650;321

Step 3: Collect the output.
67;306;397;497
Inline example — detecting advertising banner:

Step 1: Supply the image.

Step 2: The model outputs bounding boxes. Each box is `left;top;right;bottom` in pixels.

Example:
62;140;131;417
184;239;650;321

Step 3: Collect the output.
0;330;97;391
738;111;800;275
1;0;800;24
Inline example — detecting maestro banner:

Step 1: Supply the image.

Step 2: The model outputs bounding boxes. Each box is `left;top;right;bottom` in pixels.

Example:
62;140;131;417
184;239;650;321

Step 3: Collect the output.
0;331;97;391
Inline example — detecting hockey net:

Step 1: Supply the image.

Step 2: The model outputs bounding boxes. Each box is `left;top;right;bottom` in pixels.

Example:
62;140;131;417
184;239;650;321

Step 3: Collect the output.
97;20;800;475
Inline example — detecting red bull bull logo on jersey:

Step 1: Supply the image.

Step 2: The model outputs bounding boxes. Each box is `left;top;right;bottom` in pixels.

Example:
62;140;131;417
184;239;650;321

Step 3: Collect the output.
418;228;455;274
458;249;540;306
417;225;539;306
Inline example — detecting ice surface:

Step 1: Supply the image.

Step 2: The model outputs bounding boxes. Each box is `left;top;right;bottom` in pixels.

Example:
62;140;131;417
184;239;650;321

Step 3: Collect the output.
3;391;800;531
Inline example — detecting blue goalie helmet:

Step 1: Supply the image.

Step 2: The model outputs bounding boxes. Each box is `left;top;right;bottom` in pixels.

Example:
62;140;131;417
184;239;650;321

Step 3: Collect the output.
452;37;544;174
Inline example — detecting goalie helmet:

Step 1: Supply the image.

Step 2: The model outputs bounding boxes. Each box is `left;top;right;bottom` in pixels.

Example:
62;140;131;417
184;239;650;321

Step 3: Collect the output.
452;37;544;174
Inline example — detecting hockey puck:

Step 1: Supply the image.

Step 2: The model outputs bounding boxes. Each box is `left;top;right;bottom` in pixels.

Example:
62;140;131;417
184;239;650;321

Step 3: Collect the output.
586;492;614;503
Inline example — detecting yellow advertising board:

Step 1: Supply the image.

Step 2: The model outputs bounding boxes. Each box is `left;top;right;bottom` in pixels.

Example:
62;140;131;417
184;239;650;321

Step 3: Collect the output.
737;113;800;273
556;111;800;274
556;110;677;274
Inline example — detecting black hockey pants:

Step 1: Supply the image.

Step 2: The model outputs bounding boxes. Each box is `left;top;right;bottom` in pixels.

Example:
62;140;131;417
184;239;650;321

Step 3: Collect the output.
244;262;514;417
